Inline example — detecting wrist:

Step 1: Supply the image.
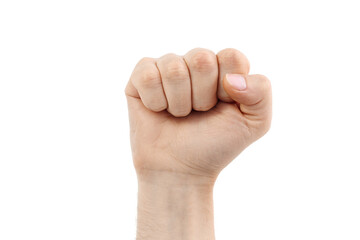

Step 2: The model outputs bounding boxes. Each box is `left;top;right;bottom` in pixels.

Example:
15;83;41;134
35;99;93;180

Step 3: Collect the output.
136;169;217;188
136;170;216;240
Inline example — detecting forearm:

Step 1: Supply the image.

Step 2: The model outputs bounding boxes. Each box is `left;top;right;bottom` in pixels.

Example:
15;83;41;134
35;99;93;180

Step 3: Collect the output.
136;170;216;240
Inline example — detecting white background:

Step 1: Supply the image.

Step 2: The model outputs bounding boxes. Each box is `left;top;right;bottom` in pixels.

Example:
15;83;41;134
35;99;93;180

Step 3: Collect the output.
1;0;359;239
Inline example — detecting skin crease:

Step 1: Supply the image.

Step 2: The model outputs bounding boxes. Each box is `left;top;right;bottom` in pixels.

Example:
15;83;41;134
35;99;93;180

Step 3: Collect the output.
125;48;272;240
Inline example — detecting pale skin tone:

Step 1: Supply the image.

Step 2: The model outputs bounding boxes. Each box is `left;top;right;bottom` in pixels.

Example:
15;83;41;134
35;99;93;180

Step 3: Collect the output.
125;48;272;240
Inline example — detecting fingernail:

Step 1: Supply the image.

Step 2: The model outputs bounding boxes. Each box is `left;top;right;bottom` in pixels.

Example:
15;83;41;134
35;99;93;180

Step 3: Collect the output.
226;74;247;91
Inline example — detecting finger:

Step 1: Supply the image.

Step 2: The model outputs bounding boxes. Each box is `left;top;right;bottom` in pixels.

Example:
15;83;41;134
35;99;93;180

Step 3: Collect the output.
183;48;218;111
223;73;272;134
217;48;250;102
156;53;192;117
126;57;168;112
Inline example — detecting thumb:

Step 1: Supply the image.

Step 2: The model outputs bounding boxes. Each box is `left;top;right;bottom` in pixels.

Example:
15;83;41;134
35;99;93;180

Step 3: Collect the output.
223;73;272;131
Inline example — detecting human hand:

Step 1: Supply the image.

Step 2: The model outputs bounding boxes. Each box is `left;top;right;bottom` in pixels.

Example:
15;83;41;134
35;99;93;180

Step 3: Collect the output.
125;48;271;183
125;48;272;239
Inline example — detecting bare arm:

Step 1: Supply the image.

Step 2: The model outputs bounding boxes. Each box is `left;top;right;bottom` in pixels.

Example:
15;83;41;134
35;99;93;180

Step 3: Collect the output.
137;172;215;239
125;48;272;239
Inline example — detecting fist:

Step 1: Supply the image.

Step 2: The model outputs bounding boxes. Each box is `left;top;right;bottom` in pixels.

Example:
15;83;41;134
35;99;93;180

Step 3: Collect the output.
125;48;272;182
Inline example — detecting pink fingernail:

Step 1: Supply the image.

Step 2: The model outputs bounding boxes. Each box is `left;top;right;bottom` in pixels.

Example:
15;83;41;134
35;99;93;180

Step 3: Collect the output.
227;74;247;91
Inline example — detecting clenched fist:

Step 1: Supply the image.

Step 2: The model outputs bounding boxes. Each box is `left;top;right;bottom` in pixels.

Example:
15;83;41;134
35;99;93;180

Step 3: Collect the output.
125;48;271;183
126;48;272;239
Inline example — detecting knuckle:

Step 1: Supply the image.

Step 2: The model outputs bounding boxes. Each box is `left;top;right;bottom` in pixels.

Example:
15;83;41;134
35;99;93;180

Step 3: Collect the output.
138;70;160;88
151;105;167;112
247;111;272;140
219;48;241;62
193;104;213;111
166;63;188;79
188;49;216;72
132;57;160;88
137;57;153;66
264;118;272;134
256;117;272;138
146;100;167;112
218;48;250;71
162;56;188;80
255;74;272;91
124;82;131;96
170;108;191;117
168;101;192;117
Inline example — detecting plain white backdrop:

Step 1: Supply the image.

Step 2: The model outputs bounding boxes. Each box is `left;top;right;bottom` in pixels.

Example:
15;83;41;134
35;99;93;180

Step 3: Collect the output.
1;0;359;239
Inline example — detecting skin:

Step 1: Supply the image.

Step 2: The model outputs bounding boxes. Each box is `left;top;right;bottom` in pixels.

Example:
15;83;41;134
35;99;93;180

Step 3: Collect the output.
125;48;272;240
